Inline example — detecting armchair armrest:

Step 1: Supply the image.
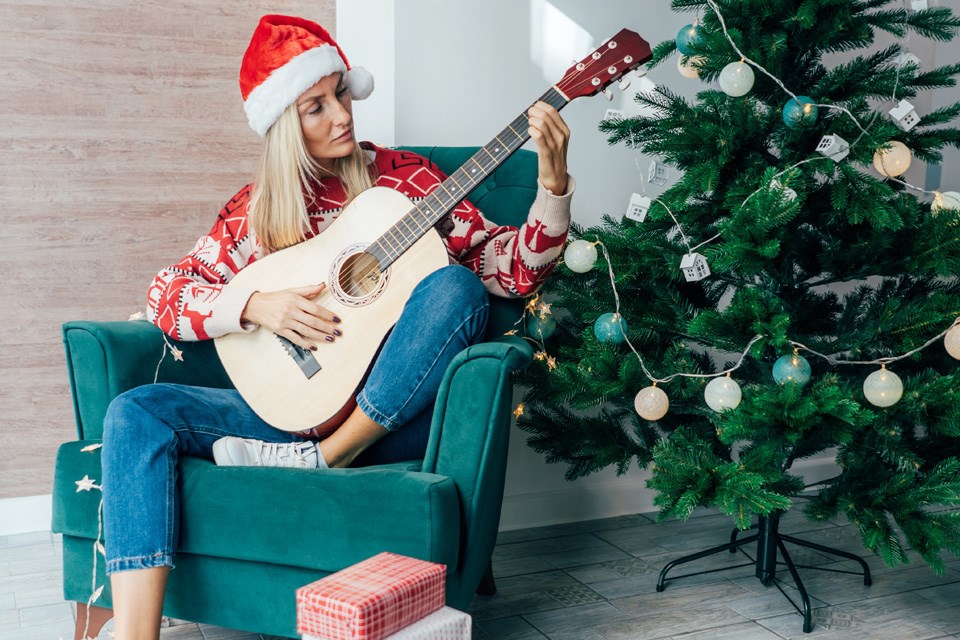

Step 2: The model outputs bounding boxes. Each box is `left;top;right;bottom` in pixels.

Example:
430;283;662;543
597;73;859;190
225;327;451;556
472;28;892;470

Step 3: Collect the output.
62;321;232;440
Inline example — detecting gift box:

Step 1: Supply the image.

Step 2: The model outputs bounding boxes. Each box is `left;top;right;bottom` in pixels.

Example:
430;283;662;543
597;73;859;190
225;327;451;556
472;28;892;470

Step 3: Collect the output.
304;607;471;640
297;552;446;640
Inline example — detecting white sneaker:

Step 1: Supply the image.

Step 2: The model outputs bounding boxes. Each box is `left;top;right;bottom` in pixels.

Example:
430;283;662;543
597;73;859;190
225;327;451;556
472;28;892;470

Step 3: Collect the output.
212;437;320;468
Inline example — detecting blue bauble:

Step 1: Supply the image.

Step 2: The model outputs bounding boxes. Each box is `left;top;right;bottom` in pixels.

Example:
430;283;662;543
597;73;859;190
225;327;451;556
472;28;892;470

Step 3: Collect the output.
782;96;819;128
527;314;557;340
593;313;628;345
675;23;702;55
773;354;812;386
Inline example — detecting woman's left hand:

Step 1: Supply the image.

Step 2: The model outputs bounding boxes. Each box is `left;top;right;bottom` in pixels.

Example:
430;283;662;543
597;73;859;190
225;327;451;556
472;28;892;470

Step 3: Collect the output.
527;101;570;195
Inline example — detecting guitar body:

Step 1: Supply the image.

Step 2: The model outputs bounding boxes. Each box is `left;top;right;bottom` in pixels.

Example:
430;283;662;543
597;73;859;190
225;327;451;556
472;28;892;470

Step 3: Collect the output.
215;186;449;432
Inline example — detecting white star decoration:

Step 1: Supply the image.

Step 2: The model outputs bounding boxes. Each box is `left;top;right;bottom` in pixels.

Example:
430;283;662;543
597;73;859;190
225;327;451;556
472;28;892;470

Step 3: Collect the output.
128;311;145;321
80;443;103;452
170;346;184;362
75;475;100;492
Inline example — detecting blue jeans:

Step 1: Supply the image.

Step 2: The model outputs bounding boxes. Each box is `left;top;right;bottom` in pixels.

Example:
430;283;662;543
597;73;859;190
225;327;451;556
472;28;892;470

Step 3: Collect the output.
101;265;489;574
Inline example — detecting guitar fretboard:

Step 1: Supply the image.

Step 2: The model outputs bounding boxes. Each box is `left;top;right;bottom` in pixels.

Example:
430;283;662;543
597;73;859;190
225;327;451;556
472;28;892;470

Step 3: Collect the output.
367;87;569;268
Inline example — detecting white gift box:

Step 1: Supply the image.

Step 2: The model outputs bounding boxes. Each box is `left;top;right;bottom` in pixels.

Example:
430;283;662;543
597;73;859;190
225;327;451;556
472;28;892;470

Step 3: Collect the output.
305;607;471;640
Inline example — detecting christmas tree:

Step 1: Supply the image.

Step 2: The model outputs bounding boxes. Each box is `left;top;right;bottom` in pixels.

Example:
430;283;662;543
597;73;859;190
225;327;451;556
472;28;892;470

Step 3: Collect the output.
517;0;960;574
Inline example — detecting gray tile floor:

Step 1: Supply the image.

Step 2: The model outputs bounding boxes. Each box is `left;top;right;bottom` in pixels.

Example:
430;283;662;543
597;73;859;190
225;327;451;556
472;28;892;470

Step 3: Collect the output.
2;508;959;639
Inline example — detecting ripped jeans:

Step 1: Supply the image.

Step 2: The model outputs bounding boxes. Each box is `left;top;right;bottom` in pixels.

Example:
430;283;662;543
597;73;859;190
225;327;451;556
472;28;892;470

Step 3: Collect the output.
101;265;489;574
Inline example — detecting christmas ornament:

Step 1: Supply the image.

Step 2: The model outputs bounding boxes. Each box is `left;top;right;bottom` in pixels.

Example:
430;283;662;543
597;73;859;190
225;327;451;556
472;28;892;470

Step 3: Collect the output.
718;61;755;97
944;324;960;360
648;160;669;186
75;475;99;492
704;376;743;412
816;134;850;162
677;56;704;79
635;385;670;421
872;141;912;177
564;240;598;273
888;100;920;131
863;367;904;407
680;252;711;282
773;353;812;386
593;312;628;344
675;23;702;55
527;313;557;340
782;96;818;127
932;191;960;213
625;193;652;222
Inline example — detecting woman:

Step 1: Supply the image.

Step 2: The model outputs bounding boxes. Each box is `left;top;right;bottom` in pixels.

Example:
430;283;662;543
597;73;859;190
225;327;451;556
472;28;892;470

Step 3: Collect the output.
101;14;573;639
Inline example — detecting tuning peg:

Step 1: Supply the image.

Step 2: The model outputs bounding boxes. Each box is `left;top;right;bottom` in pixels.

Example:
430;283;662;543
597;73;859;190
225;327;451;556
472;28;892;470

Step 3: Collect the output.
618;77;631;91
603;89;614;101
634;68;648;78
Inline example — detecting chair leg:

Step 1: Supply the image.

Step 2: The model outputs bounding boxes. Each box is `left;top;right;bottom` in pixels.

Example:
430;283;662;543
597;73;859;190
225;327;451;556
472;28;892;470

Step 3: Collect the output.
476;560;497;595
75;602;113;640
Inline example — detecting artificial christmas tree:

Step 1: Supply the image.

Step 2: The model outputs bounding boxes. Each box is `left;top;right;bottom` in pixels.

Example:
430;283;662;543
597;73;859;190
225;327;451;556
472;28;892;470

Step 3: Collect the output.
517;0;960;631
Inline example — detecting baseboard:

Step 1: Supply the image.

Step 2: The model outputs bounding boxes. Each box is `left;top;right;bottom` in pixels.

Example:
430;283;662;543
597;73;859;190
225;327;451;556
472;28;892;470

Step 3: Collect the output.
0;494;52;536
498;452;840;532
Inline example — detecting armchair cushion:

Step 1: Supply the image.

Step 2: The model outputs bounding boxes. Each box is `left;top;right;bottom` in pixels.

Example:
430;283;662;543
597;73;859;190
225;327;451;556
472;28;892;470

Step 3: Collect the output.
53;441;461;574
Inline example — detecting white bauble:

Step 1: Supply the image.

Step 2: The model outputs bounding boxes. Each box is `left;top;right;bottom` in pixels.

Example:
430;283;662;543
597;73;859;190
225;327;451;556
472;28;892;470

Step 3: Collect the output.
718;61;755;97
564;240;598;273
677;56;705;79
704;377;743;412
872;141;912;177
863;368;904;408
932;191;960;214
635;386;670;421
945;324;960;360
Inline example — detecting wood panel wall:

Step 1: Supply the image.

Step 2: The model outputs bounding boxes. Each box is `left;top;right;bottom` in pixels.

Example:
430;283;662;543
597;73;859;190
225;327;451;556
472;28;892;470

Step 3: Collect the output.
0;1;335;498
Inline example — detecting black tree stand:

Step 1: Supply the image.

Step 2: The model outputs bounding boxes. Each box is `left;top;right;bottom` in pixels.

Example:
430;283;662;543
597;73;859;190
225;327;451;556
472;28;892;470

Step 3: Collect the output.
655;511;872;633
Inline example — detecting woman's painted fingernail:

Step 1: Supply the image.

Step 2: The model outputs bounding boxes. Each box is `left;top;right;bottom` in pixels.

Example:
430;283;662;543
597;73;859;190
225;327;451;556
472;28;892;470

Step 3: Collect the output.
333;329;342;337
326;336;335;342
333;316;342;323
310;346;317;351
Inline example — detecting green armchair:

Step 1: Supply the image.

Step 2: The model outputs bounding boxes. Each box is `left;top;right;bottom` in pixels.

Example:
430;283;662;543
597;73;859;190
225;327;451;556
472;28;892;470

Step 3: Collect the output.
51;147;538;639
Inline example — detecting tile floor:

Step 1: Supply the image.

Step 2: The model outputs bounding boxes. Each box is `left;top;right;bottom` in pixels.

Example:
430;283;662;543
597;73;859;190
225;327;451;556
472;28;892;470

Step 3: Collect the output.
2;508;959;639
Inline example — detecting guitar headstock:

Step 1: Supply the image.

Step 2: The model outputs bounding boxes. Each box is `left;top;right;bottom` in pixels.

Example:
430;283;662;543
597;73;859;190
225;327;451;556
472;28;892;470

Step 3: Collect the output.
555;29;653;100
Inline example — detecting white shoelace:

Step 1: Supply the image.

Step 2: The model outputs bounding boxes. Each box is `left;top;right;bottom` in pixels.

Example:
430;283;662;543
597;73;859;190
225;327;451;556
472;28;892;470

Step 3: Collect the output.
255;441;315;468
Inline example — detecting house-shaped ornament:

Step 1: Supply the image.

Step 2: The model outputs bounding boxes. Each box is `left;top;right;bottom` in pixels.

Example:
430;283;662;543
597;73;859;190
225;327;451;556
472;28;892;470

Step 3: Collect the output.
648;160;669;186
888;100;920;132
909;0;928;10
625;193;652;222
680;252;711;282
816;134;850;162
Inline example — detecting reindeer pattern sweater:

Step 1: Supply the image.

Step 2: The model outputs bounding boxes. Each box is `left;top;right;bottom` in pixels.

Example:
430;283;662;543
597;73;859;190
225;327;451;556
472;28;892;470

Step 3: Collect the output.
147;143;573;341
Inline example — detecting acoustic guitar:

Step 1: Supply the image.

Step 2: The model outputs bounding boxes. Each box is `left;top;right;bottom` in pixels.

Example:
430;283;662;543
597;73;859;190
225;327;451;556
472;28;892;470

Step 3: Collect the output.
215;29;652;431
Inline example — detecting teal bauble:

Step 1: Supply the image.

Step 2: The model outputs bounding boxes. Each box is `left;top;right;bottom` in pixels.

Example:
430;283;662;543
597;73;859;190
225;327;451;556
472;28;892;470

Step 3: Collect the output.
782;96;818;128
773;354;812;386
593;313;628;345
527;314;557;340
675;23;702;55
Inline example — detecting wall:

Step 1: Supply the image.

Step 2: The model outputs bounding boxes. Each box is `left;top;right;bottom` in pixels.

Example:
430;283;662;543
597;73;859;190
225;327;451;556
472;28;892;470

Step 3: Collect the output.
0;0;333;504
385;0;960;530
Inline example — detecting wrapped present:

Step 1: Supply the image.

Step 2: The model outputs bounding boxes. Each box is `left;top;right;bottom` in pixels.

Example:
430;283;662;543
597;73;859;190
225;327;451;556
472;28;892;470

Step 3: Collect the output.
304;607;471;640
297;552;446;640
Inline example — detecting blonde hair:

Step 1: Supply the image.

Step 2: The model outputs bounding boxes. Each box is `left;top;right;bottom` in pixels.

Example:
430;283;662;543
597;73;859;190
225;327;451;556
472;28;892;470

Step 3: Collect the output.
249;103;375;253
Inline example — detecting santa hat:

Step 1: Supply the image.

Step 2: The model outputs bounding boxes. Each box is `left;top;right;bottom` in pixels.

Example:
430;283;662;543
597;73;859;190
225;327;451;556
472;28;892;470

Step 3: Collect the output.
239;15;374;136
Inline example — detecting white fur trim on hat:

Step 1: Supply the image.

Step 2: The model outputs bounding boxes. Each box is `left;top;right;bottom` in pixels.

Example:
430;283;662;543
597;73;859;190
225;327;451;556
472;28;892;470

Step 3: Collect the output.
244;45;347;137
346;67;374;100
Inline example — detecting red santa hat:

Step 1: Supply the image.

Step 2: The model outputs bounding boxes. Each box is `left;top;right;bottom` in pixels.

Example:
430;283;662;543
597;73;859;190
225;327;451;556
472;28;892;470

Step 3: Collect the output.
239;15;374;136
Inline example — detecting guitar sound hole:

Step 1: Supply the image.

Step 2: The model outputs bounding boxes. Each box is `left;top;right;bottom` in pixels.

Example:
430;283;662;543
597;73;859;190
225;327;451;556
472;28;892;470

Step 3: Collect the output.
338;252;383;299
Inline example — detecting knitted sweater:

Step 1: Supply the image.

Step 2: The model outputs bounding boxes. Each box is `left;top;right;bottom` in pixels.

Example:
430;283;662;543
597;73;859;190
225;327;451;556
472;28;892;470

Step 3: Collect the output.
147;143;573;341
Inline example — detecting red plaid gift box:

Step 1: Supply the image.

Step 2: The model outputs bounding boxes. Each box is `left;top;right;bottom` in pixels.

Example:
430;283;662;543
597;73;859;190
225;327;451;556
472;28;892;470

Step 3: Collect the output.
297;552;446;640
304;607;470;640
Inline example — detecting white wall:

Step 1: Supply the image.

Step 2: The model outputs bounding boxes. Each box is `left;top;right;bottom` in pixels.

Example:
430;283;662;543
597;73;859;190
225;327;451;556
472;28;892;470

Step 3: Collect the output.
339;0;960;531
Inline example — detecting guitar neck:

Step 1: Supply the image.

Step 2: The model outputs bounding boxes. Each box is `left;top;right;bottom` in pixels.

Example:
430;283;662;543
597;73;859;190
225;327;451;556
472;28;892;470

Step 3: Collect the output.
368;86;569;269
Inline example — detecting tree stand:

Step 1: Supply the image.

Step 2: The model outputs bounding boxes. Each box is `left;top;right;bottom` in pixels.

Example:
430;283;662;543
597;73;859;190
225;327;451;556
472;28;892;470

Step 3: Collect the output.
655;511;872;633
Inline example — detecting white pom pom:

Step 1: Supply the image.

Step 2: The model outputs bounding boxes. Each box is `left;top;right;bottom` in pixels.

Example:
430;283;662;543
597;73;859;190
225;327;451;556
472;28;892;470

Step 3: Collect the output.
347;67;375;100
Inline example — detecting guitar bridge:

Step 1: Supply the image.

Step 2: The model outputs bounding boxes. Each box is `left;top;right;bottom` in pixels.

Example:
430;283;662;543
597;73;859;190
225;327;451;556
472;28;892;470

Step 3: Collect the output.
276;335;322;379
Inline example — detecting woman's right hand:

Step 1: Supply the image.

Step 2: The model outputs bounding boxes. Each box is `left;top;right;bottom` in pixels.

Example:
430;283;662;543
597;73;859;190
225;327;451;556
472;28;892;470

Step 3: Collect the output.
241;284;341;350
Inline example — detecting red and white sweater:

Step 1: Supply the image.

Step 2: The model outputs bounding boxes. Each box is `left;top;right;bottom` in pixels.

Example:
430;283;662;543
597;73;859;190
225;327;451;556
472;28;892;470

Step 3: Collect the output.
147;143;573;341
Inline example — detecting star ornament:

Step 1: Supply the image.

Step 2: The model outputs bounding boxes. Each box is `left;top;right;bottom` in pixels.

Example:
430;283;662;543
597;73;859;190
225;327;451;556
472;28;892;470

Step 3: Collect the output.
525;294;541;314
170;346;184;362
75;475;100;492
537;301;553;317
546;355;557;370
128;311;145;321
513;403;525;418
